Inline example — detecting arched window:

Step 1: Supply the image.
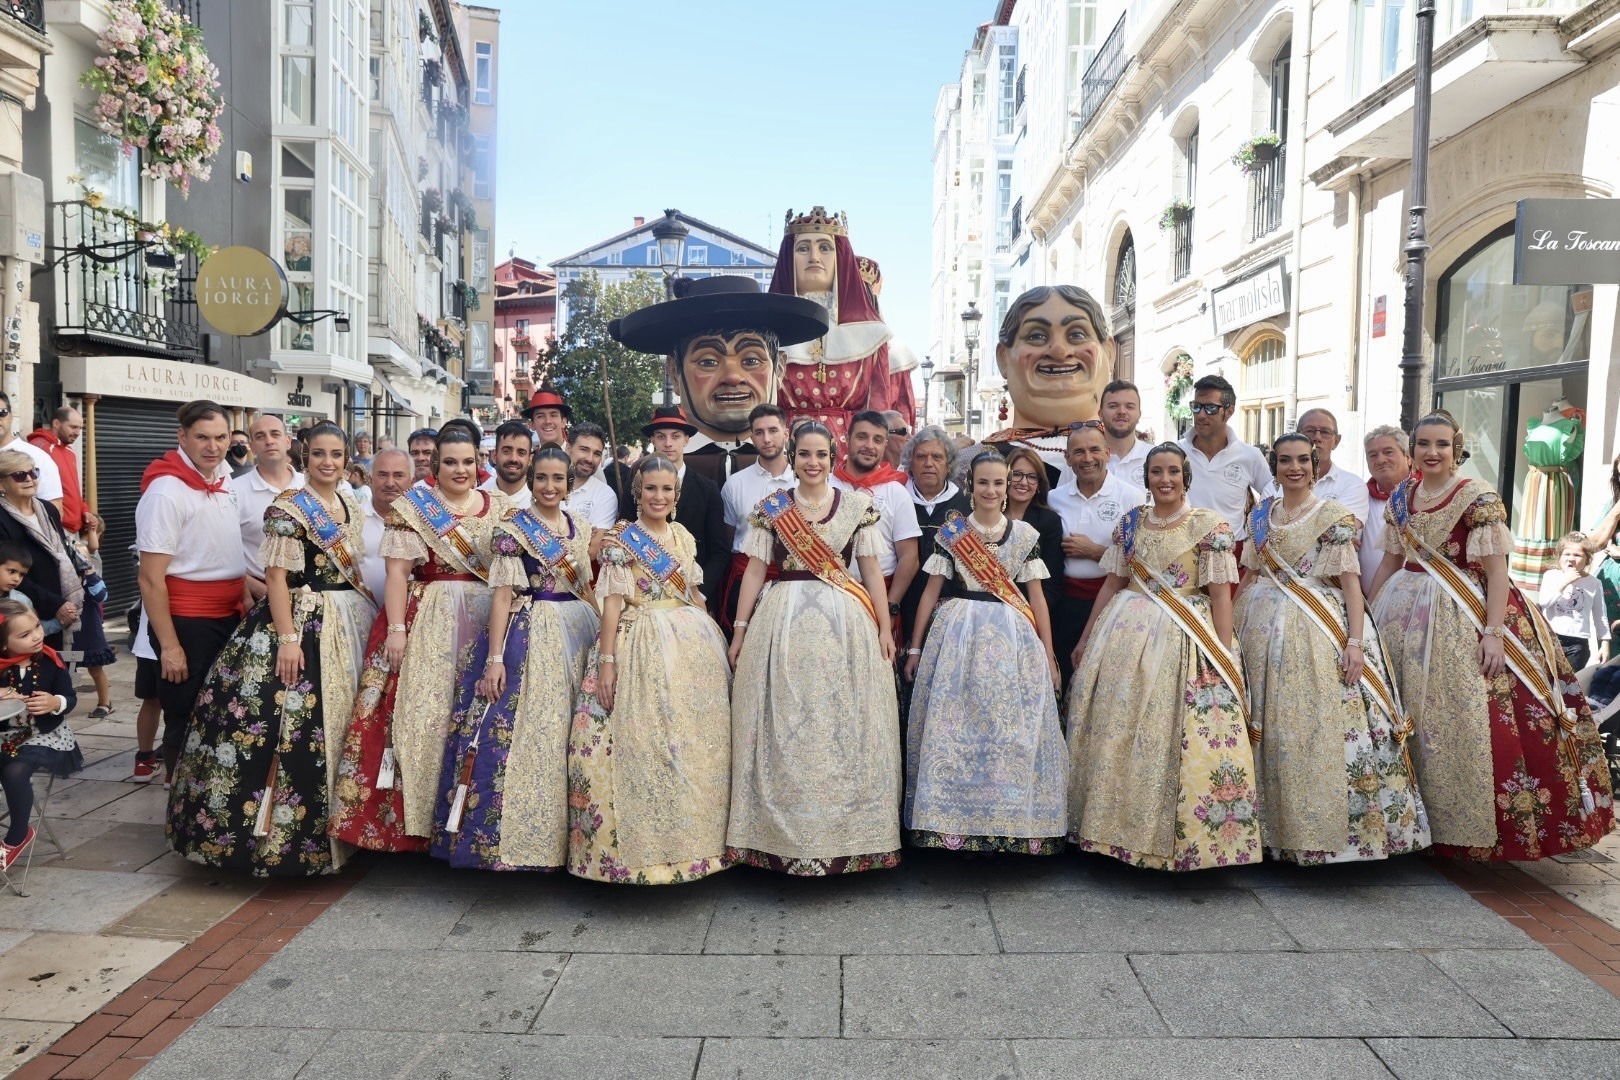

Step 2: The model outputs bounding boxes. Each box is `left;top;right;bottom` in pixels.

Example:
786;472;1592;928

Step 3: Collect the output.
1238;330;1287;447
1111;232;1136;382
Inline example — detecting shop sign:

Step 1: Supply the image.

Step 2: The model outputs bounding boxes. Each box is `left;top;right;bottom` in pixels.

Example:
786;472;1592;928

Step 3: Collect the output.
58;354;287;410
286;375;313;409
1210;259;1289;337
196;246;289;336
1515;199;1620;286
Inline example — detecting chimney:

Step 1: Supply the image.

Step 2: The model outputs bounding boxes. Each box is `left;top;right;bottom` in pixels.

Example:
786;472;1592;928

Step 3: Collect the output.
633;216;645;227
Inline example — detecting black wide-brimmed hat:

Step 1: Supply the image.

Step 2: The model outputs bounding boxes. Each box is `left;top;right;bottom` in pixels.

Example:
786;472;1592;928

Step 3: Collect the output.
641;405;699;438
610;275;828;354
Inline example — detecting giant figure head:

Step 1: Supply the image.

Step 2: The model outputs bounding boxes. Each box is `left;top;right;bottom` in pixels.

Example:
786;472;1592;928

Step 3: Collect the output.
768;207;892;369
994;285;1116;430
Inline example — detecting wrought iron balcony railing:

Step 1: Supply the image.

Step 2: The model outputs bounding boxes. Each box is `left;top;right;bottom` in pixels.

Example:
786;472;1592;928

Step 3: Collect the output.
1076;14;1128;138
1248;145;1286;241
164;0;200;27
1172;209;1194;281
2;0;43;33
52;202;200;358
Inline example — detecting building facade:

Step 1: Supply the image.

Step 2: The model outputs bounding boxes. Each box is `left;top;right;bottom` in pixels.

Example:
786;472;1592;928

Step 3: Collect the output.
491;256;554;414
456;3;498;426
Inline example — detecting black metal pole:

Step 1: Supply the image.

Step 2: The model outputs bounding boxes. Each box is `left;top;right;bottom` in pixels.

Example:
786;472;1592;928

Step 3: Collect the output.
661;271;675;406
1399;0;1437;433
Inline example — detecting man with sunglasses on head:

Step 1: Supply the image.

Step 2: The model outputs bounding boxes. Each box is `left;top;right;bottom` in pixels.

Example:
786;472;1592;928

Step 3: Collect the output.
0;393;62;513
406;427;438;484
1047;420;1145;690
1177;374;1271;553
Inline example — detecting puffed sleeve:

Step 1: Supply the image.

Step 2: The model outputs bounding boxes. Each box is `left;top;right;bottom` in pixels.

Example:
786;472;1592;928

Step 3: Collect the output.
259;504;305;573
850;503;885;560
1239;539;1259;570
1312;513;1362;577
594;540;636;599
1099;521;1128;577
1464;492;1512;560
741;509;775;564
922;551;953;578
487;530;527;589
379;510;429;564
1198;521;1240;586
1016;547;1050;583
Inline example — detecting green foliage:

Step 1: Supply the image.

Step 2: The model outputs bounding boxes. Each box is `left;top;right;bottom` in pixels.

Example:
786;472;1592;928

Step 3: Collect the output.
536;270;670;441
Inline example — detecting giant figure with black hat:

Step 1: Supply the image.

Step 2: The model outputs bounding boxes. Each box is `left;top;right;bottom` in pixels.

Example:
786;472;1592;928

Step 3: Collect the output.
611;275;828;491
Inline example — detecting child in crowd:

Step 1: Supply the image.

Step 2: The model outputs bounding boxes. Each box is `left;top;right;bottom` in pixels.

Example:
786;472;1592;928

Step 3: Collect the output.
1539;531;1610;673
0;543;115;720
0;598;80;868
0;544;54;634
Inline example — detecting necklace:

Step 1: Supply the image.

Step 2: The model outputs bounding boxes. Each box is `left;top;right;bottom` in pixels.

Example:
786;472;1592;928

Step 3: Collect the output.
441;489;480;516
795;488;831;515
1146;503;1191;527
637;517;673;545
535;509;568;533
970;513;1006;537
1271;496;1319;526
307;486;345;516
1415;478;1455;504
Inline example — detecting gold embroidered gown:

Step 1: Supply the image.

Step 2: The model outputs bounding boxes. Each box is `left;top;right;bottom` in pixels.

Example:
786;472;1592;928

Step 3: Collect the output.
1234;499;1429;864
726;489;903;875
1066;508;1261;870
567;523;732;884
1372;478;1613;859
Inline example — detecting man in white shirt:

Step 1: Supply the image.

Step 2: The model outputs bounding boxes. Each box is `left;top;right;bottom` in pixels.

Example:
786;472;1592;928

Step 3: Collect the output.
1179;375;1271;545
359;448;411;602
1262;408;1371;528
523;385;571;448
1048;421;1145;689
1100;379;1150;490
831;410;921;649
136;399;247;778
479;420;534;511
720;404;796;628
562;421;619;530
0;391;62;510
1361;424;1412;587
229;414;304;603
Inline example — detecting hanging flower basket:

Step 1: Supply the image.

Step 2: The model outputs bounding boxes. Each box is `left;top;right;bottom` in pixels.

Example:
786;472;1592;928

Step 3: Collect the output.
1164;354;1195;423
456;281;480;311
80;0;224;197
1231;133;1282;174
421;187;444;215
1158;200;1193;231
450;189;478;233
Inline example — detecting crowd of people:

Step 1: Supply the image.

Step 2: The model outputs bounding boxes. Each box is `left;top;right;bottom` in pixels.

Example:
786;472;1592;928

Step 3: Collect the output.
0;281;1612;880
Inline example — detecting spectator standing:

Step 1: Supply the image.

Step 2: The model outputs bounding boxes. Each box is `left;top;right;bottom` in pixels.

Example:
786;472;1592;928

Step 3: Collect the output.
229;415;304;605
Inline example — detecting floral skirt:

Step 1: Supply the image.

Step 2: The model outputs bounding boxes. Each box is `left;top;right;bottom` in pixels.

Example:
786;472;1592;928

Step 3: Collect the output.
567;603;732;885
1066;590;1262;871
431;595;597;870
168;589;373;876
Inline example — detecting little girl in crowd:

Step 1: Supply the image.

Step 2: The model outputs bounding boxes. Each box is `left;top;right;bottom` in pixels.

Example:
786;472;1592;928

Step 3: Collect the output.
1539;532;1610;673
0;598;80;868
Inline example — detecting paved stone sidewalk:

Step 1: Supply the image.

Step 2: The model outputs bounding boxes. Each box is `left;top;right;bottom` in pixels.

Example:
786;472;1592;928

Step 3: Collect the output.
128;849;1620;1080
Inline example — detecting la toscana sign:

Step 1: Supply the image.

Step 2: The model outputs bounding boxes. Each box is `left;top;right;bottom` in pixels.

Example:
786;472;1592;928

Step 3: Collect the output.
1514;199;1620;286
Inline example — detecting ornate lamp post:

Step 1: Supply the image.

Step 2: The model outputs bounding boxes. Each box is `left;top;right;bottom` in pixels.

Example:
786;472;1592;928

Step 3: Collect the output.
1399;0;1437;431
650;209;690;405
960;301;983;435
920;355;935;425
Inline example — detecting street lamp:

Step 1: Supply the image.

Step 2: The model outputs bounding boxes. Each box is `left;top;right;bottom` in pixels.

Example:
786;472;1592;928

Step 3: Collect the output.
650;209;689;404
1398;0;1437;432
920;355;934;425
961;301;983;435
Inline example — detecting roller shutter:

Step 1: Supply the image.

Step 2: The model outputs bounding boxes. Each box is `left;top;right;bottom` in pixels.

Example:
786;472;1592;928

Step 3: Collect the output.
92;399;184;615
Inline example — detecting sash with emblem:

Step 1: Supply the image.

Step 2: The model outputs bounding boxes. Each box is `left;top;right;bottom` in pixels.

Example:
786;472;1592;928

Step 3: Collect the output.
399;487;489;580
286;488;374;604
504;509;594;608
605;521;695;607
757;489;878;626
935;511;1036;631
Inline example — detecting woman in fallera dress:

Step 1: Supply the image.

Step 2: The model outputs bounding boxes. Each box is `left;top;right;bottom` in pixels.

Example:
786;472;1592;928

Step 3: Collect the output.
1233;432;1429;865
727;421;902;875
331;423;508;852
1066;442;1261;870
567;454;733;884
168;423;375;876
903;451;1066;855
1369;411;1613;860
434;445;598;871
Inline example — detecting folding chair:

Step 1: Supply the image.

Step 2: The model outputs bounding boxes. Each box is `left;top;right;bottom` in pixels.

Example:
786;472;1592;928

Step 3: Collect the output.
0;773;69;898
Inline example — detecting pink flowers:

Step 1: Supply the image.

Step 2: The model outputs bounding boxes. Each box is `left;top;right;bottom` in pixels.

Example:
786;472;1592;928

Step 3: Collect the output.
79;0;224;196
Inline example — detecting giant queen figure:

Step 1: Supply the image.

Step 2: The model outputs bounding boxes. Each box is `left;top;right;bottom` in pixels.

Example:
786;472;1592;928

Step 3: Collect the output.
770;207;896;445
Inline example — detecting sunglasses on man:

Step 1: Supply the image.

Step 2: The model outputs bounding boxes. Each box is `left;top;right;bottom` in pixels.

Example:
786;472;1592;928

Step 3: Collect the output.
409;428;440;442
888;427;909;437
1189;402;1226;416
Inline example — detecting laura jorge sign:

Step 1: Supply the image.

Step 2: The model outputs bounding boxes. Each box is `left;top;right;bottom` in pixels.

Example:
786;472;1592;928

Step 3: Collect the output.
195;246;289;336
1515;199;1620;286
1210;258;1289;336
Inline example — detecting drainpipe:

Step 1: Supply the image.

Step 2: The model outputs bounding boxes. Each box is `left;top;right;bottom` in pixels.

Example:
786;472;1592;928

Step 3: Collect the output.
1283;0;1315;429
1346;173;1365;417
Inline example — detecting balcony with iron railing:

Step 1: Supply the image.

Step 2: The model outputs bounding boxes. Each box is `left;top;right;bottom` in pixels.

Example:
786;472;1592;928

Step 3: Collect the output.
1172;208;1193;281
1075;14;1128;138
1014;66;1026;114
1009;197;1023;248
1248;144;1286;242
2;0;43;32
52;202;200;359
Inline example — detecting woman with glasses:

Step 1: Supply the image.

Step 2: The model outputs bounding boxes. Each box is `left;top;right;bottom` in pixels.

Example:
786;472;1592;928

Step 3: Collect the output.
0;452;83;650
1066;442;1261;870
1233;433;1428;865
1368;412;1612;861
1002;446;1066;612
332;425;510;853
903;451;1065;855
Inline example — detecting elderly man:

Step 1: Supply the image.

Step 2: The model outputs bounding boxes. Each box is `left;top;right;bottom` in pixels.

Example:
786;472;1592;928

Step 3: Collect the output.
898;425;968;632
358;448;412;602
479;419;534;510
1263;407;1371;528
881;411;909;470
1179;374;1270;542
1361;424;1412;587
229;413;303;603
562;421;619;530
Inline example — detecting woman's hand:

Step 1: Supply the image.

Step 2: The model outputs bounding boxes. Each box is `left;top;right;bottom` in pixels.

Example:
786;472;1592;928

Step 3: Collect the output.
383;630;407;670
1049;652;1061;692
24;691;58;716
727;630;745;668
903;652;920;683
1340;643;1364;687
1070;636;1089;671
1478;633;1506;679
56;601;78;626
596;660;617;712
879;633;896;665
480;659;506;700
275;642;303;686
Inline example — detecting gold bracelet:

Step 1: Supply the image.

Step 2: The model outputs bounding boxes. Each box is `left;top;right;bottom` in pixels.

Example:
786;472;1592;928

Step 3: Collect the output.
387;623;407;634
277;633;299;646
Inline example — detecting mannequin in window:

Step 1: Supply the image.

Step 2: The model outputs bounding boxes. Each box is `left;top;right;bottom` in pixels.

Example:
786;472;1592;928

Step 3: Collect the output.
1512;391;1586;594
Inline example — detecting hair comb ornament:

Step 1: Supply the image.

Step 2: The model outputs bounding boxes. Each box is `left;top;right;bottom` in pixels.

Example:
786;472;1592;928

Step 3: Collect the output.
784;206;849;237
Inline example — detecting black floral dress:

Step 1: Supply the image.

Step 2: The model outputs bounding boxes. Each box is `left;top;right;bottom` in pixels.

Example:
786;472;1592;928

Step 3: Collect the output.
167;491;376;877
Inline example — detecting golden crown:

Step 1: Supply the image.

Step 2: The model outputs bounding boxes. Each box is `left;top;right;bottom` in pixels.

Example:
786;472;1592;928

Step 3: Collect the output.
784;206;848;236
856;256;880;287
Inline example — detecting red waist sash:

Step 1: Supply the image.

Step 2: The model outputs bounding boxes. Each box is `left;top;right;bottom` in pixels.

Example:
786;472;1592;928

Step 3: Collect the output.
1403;561;1424;573
419;568;480;583
166;576;245;619
1063;576;1105;600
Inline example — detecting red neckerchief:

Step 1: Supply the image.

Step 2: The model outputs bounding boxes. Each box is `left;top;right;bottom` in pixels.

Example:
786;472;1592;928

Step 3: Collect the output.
0;646;63;673
1367;468;1422;503
140;451;227;496
834;461;907;490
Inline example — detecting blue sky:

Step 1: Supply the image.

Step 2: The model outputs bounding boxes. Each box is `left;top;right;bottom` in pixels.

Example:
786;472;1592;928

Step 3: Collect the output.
483;0;992;353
